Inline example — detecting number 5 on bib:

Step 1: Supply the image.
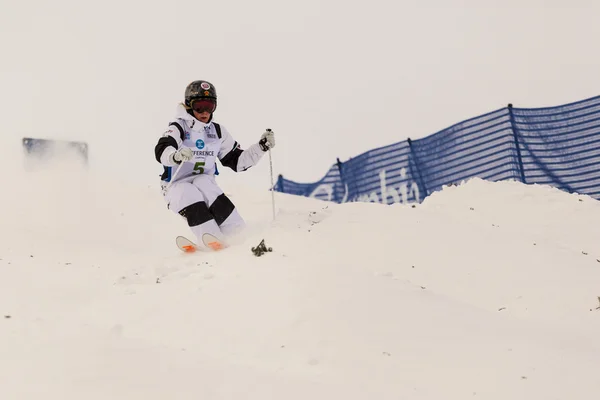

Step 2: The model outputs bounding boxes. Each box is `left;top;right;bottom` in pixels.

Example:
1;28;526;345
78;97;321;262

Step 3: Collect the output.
193;161;205;174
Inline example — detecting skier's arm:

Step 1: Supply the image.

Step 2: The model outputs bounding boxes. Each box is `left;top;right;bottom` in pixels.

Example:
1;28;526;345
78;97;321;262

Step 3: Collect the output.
154;122;190;166
218;126;275;172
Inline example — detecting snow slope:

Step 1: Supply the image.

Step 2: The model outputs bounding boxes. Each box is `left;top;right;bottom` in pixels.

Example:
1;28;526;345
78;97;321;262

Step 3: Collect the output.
1;158;600;400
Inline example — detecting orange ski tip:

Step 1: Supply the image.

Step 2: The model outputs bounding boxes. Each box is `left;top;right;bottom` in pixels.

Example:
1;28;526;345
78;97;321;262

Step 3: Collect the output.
207;241;224;251
182;244;196;253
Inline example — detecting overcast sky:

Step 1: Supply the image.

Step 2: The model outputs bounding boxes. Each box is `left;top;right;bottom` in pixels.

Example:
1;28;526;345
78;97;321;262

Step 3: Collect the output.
1;0;598;189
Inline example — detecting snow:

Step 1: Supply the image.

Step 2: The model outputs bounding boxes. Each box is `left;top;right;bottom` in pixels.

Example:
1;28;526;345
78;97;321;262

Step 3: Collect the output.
1;160;600;400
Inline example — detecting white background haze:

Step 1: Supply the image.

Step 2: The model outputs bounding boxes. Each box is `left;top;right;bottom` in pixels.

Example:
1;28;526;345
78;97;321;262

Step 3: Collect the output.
1;0;599;188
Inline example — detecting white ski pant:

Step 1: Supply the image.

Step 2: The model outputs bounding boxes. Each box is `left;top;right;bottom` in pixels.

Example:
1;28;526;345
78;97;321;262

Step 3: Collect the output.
163;174;245;247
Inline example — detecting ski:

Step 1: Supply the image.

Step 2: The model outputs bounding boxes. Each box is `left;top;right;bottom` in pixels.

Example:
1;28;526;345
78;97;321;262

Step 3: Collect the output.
176;233;227;253
176;236;199;253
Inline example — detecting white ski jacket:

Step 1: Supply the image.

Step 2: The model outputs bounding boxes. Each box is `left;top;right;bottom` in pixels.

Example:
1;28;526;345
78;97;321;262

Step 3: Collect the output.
154;104;266;184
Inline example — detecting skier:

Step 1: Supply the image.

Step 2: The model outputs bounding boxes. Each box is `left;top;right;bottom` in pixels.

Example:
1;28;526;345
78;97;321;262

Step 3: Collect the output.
154;80;275;250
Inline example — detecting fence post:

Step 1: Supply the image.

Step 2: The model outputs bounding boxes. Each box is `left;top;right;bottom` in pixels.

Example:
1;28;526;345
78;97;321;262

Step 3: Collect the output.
407;138;429;199
336;158;343;175
335;158;345;203
507;104;526;183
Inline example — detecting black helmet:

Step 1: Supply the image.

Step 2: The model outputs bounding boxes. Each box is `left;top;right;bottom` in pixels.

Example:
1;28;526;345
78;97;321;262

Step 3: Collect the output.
184;80;217;109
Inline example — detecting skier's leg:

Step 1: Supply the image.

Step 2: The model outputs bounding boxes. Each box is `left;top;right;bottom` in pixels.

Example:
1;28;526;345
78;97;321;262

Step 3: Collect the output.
191;174;246;236
164;181;225;249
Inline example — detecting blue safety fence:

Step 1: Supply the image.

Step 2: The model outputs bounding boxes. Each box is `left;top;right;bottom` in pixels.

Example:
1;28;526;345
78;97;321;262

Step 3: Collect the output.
274;95;600;204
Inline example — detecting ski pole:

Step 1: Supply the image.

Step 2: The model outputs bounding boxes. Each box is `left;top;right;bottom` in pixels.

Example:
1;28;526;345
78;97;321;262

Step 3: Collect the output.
166;162;184;190
267;129;276;220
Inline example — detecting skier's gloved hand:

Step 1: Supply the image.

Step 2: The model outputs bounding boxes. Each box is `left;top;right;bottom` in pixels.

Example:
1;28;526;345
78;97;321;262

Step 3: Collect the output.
170;147;193;164
258;129;275;151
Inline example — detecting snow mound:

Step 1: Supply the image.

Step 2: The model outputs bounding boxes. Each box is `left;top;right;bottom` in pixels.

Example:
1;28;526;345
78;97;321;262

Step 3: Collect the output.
1;169;599;400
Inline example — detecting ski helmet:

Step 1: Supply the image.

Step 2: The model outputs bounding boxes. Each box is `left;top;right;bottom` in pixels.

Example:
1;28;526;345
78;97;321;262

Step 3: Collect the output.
184;80;217;109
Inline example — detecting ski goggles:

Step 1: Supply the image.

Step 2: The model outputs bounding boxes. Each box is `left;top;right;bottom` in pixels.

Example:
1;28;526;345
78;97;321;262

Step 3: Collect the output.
191;98;216;114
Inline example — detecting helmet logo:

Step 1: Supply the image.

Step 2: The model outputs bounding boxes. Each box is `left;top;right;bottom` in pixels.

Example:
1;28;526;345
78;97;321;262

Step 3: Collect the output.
200;82;211;90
